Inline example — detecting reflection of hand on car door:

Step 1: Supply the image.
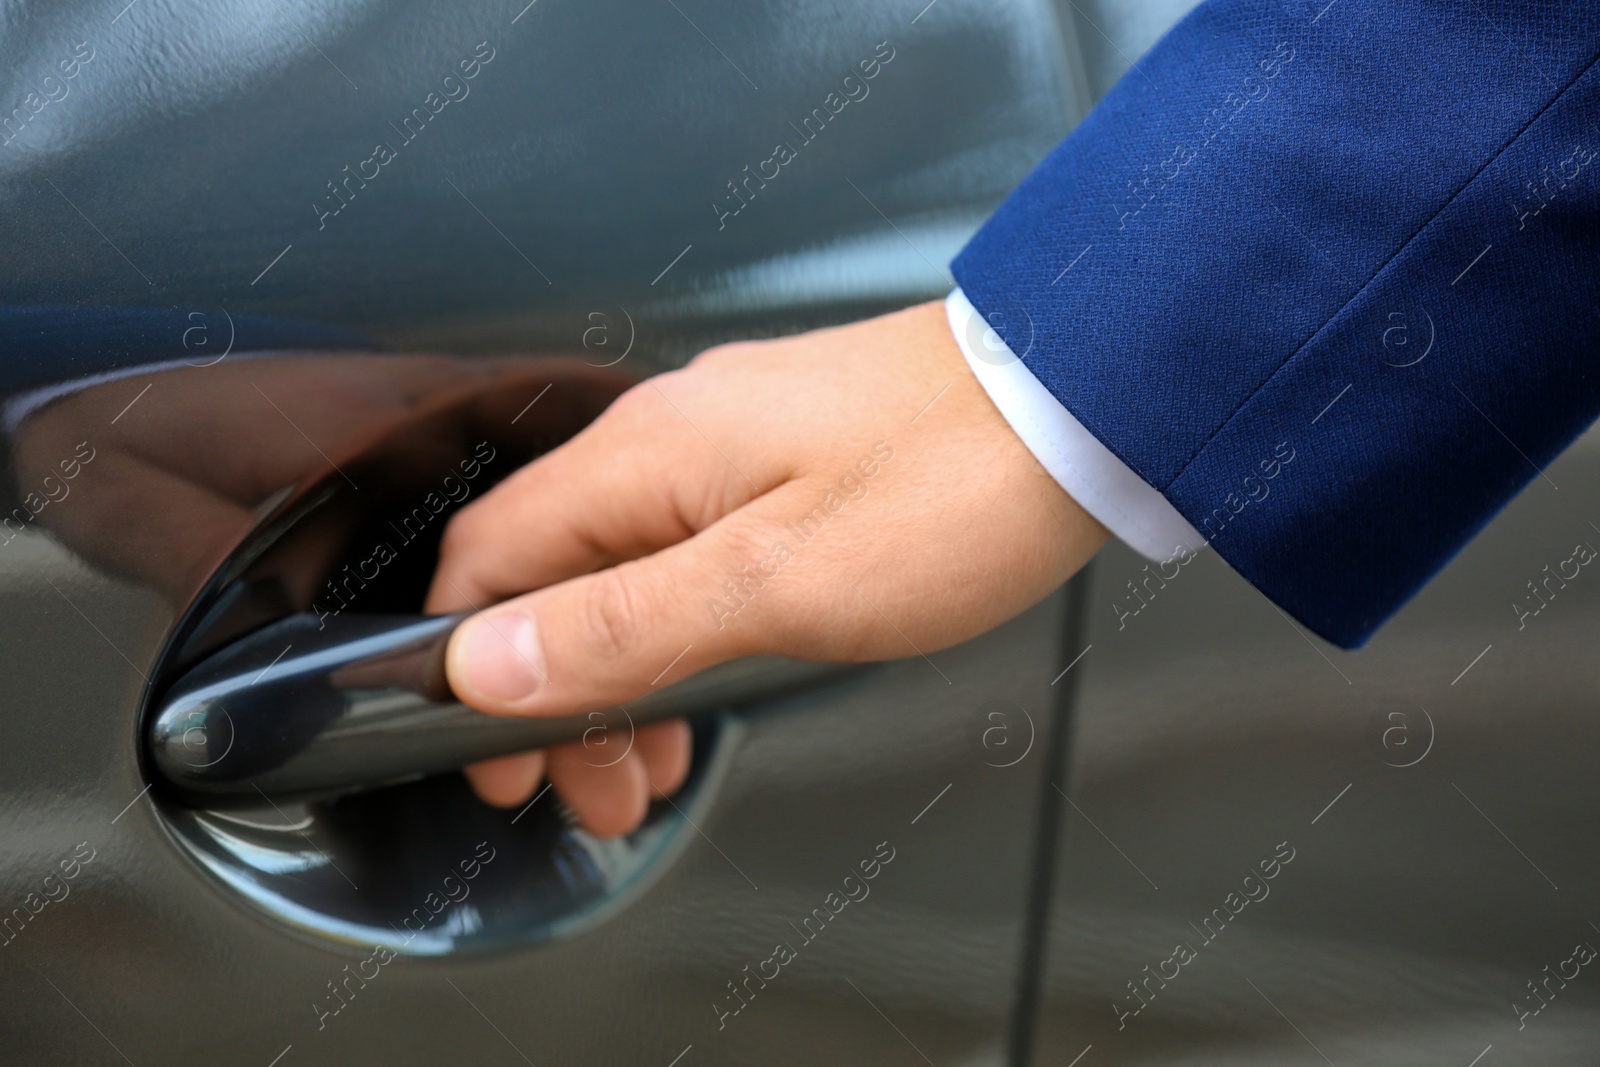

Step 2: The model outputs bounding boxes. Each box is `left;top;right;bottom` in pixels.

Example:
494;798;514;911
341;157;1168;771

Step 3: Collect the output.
11;352;700;832
12;354;621;604
14;354;482;602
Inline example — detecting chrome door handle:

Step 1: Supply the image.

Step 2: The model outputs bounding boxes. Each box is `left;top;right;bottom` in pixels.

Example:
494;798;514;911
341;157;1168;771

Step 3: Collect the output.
146;612;859;805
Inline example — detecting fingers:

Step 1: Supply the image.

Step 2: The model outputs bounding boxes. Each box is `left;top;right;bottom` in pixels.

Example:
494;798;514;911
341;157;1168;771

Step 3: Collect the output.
461;720;690;836
635;719;692;798
425;371;780;615
545;744;652;838
442;479;828;720
543;720;689;835
432;366;784;825
463;750;546;809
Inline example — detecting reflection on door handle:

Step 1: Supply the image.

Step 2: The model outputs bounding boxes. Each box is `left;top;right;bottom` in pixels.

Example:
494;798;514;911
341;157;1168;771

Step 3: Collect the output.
147;613;861;805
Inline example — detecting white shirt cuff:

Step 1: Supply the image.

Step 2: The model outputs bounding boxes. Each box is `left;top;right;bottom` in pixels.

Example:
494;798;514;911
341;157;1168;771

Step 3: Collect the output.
945;288;1204;562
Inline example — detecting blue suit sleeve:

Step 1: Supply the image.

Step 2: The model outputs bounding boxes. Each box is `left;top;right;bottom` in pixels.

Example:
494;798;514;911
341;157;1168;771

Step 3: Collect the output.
951;0;1600;647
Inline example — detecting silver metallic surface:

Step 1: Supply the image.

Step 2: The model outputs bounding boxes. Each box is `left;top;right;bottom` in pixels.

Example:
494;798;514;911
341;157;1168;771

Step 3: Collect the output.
149;609;863;802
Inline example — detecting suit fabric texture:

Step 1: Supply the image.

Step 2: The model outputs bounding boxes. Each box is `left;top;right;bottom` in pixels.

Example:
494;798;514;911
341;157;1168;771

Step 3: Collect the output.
952;0;1600;647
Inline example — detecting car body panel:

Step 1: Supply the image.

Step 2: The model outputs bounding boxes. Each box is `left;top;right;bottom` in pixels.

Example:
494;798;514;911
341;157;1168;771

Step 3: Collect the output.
1031;428;1600;1065
0;1;1086;1063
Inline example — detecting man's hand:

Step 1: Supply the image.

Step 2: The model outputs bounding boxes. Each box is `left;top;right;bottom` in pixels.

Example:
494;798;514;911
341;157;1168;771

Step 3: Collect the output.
424;300;1108;837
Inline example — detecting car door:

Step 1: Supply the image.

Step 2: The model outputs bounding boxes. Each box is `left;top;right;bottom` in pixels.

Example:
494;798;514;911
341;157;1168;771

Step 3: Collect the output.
0;1;1090;1064
1029;2;1600;1063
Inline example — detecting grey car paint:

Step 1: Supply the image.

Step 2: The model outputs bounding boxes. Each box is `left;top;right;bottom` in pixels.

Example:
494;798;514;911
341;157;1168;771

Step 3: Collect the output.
0;0;1086;1064
0;0;1078;352
1033;430;1600;1066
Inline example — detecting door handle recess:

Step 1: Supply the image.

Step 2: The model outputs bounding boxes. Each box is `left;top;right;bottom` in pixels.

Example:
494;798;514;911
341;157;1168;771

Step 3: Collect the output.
147;613;859;805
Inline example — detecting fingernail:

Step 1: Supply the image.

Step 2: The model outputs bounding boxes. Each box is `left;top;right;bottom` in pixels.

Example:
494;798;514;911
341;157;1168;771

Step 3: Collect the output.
456;610;545;704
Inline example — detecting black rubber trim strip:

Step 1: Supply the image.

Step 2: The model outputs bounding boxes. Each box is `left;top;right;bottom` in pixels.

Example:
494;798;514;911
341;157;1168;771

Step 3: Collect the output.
1006;568;1094;1066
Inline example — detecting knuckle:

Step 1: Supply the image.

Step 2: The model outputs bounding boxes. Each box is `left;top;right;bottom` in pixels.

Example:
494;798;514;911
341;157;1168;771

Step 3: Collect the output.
715;519;777;572
687;341;753;372
588;386;645;436
437;502;483;561
605;378;666;423
579;567;649;663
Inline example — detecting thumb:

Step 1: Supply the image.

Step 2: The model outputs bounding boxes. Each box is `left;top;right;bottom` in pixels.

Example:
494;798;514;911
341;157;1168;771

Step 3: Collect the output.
443;490;803;718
